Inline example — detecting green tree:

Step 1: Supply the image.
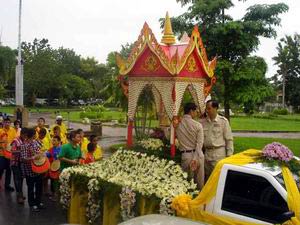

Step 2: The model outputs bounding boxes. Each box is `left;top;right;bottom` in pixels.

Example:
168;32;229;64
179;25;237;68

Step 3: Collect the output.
232;56;274;114
22;38;59;105
58;74;93;104
56;47;81;76
101;43;134;109
169;0;288;118
0;46;16;98
272;34;300;109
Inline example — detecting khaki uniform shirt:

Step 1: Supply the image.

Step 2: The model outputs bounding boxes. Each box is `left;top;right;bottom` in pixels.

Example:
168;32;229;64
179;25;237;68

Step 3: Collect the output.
176;114;204;161
200;114;234;157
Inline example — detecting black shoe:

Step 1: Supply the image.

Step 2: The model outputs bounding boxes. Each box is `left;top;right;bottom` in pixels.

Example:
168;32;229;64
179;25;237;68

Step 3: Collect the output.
38;203;46;209
31;205;40;212
5;186;15;192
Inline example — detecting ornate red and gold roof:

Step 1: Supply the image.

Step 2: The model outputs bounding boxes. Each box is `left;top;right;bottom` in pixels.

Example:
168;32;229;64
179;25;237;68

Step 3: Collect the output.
116;12;217;79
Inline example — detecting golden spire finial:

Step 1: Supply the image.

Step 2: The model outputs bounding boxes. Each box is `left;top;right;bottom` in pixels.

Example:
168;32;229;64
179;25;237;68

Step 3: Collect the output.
161;12;176;45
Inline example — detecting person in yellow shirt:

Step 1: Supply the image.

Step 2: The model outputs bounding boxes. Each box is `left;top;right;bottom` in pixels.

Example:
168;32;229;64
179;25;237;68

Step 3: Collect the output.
0;118;17;191
52;126;67;145
78;129;89;154
79;131;103;161
50;116;67;142
89;135;103;161
13;120;21;137
37;128;51;153
36;117;51;141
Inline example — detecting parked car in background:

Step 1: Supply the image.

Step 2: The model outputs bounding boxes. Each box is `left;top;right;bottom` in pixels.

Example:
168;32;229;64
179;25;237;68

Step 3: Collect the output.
78;99;86;106
35;98;47;106
45;99;59;106
0;99;6;106
218;109;234;116
4;98;15;106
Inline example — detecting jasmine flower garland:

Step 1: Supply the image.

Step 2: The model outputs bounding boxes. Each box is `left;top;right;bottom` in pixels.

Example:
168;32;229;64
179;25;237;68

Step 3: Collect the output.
59;149;198;222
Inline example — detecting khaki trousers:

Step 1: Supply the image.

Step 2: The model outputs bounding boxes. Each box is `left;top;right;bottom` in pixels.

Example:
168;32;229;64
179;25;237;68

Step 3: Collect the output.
181;152;205;190
204;146;226;180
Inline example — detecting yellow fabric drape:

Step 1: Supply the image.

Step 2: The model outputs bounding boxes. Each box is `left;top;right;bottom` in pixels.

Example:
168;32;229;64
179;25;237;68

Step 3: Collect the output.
69;186;89;225
172;149;300;225
282;167;300;225
138;196;158;216
102;188;121;225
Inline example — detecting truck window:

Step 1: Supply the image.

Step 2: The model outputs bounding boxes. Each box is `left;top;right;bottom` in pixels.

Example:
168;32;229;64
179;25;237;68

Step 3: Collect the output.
221;170;289;224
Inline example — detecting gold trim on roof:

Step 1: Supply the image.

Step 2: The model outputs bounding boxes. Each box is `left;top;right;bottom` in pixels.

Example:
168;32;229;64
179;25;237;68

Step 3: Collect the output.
177;26;215;77
116;21;217;78
117;23;175;75
128;76;206;83
161;12;176;45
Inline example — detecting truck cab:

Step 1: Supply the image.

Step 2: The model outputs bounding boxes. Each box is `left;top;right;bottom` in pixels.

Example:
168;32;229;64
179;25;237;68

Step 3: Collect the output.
206;163;299;224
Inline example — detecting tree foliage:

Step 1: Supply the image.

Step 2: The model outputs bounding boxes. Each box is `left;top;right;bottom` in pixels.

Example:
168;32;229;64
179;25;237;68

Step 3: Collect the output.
272;34;300;109
0;46;16;97
169;0;288;117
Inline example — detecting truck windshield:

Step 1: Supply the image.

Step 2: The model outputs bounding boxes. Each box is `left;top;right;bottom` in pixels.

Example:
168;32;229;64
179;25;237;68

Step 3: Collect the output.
275;173;300;192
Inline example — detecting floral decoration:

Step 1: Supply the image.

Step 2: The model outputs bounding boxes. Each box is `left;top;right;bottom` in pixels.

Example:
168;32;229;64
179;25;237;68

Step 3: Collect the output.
59;149;197;223
119;187;136;221
138;138;164;151
262;142;294;162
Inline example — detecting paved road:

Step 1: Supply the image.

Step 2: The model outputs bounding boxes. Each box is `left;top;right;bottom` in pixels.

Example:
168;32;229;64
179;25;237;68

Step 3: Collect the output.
28;112;300;139
0;188;67;225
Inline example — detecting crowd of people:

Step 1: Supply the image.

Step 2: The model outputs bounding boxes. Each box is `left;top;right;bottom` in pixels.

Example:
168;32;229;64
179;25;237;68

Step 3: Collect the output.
0;115;103;212
176;100;234;190
0;100;232;212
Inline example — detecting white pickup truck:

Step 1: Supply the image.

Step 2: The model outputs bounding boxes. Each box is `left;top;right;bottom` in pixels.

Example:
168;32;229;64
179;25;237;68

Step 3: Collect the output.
121;162;299;225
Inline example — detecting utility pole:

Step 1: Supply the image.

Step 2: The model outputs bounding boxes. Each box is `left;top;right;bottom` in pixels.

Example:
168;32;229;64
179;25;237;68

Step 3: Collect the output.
16;0;23;106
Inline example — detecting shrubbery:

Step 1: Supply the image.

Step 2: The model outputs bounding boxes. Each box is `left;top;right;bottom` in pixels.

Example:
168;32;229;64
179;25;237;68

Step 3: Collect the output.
272;108;289;115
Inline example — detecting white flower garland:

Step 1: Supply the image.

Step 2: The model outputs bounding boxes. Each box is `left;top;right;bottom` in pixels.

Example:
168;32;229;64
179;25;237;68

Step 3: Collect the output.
138;138;164;151
119;187;136;221
59;168;73;209
87;178;101;224
60;149;198;221
159;197;175;216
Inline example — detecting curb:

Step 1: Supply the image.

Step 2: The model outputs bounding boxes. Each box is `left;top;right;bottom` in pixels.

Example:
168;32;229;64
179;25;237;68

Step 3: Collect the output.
233;130;300;133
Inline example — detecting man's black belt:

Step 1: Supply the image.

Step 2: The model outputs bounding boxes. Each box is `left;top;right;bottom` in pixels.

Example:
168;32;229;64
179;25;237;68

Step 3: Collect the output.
181;149;196;153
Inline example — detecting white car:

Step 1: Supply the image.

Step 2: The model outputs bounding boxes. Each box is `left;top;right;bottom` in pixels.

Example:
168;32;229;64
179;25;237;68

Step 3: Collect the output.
119;214;206;225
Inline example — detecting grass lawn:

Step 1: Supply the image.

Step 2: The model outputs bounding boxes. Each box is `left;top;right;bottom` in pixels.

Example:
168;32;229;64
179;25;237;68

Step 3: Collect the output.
234;137;300;156
2;106;300;131
60;110;126;122
231;116;300;131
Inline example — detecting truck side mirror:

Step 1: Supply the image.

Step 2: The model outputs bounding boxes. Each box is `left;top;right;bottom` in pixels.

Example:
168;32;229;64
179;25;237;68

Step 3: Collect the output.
278;211;295;224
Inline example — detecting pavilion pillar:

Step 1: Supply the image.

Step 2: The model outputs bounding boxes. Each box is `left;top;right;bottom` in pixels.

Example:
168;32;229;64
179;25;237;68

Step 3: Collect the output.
127;119;134;148
170;123;176;157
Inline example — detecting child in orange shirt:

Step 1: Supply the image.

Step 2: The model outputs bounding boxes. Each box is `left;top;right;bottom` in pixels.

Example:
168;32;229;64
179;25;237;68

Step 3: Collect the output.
83;143;95;164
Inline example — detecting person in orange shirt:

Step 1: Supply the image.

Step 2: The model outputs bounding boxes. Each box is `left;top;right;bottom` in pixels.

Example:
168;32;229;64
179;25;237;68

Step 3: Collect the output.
0;118;17;191
83;143;96;164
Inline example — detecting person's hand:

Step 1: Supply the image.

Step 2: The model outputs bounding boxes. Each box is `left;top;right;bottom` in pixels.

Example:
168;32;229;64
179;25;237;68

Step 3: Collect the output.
72;159;79;165
190;160;198;171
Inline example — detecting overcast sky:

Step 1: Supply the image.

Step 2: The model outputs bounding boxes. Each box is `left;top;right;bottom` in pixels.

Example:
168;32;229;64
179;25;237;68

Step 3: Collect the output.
0;0;299;77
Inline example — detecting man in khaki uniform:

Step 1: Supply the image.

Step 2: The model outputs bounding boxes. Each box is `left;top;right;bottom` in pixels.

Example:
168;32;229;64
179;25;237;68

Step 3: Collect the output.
176;103;204;190
201;100;233;179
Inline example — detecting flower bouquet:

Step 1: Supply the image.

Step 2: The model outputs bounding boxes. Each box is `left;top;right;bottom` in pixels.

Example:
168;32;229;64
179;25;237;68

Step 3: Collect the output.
261;142;300;174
